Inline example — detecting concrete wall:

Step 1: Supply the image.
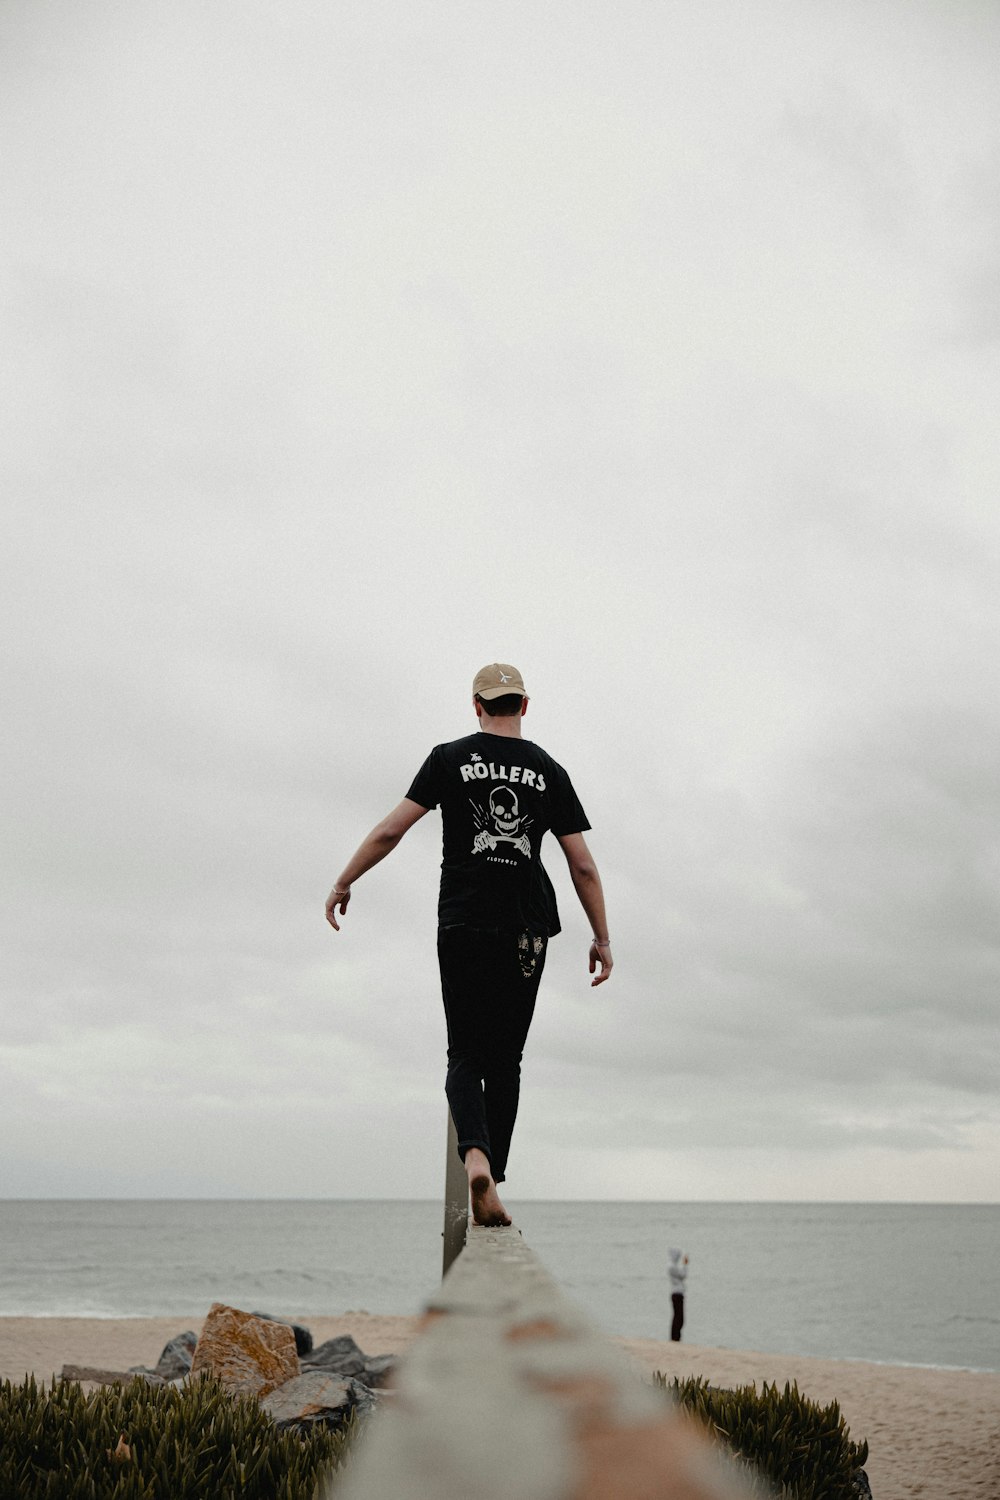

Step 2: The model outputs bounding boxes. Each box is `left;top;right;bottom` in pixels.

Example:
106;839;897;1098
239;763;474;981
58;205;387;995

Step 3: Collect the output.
330;1223;752;1500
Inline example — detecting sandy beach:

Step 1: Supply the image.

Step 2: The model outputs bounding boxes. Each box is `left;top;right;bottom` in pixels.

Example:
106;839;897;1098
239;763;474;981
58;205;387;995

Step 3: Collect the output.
2;1315;997;1500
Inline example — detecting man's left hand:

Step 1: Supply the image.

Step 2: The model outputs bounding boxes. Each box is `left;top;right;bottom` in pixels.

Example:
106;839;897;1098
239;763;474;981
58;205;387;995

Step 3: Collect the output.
326;887;351;930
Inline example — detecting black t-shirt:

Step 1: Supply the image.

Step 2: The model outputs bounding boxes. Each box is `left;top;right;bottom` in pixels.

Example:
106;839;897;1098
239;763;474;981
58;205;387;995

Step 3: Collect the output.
406;731;590;936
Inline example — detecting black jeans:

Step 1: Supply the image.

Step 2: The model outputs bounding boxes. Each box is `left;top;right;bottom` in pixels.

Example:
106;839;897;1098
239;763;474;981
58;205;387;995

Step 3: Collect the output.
670;1293;684;1341
437;924;548;1184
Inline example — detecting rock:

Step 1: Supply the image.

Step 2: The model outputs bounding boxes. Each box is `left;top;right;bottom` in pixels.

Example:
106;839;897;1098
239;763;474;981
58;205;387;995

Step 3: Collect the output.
155;1330;198;1380
302;1334;367;1378
361;1353;397;1389
851;1470;874;1499
251;1311;314;1357
190;1303;299;1398
61;1365;163;1386
302;1335;398;1388
262;1371;378;1434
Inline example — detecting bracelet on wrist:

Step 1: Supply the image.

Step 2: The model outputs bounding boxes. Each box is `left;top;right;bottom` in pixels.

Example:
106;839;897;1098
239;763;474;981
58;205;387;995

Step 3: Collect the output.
592;938;611;947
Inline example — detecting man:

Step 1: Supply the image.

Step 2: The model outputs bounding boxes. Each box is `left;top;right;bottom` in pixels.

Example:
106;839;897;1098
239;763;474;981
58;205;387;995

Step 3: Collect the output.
668;1248;688;1341
326;663;612;1226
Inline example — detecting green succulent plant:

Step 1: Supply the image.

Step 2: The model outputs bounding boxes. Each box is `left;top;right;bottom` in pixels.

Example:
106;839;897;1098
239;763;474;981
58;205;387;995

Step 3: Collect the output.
655;1372;870;1500
0;1373;355;1499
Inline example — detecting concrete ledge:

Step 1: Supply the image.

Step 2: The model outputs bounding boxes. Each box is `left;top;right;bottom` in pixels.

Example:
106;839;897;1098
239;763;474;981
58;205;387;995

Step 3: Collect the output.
329;1224;753;1500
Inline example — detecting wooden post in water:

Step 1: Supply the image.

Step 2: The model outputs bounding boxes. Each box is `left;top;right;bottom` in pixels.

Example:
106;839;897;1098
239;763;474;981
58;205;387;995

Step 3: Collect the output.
442;1109;467;1276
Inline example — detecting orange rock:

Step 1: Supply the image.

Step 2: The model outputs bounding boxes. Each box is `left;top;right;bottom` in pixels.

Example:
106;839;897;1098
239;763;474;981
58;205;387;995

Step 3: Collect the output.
190;1303;299;1398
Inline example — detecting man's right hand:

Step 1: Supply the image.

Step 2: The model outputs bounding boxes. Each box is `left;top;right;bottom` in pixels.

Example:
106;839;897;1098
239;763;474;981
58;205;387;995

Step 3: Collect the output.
325;887;351;930
589;941;613;986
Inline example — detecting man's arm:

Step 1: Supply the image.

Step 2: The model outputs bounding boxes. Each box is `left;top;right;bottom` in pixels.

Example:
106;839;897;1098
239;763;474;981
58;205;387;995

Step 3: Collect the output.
326;798;429;930
557;831;613;987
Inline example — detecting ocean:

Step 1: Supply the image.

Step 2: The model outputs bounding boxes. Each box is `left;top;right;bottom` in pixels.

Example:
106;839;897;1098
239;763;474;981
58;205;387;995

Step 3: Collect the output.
1;1200;997;1373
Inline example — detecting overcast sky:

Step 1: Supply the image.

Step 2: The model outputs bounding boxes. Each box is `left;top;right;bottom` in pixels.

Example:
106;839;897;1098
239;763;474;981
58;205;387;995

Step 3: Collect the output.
2;1;998;1203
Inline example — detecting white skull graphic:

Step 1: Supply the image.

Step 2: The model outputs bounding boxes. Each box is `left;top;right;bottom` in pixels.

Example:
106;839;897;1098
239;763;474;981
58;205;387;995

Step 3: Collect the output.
489;786;520;835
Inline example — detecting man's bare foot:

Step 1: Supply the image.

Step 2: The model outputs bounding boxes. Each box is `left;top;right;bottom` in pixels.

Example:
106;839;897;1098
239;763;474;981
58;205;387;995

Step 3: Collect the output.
464;1148;512;1227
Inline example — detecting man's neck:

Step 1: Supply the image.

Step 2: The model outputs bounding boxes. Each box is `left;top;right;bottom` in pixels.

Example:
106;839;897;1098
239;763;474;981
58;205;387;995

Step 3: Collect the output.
477;717;523;740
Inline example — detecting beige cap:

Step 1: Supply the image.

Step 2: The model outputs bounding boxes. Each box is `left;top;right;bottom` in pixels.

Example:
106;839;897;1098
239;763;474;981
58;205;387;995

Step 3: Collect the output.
473;662;527;700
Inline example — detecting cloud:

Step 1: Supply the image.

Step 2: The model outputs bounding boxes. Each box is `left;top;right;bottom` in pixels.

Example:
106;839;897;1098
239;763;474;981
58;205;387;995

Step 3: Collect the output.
2;1;999;1200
